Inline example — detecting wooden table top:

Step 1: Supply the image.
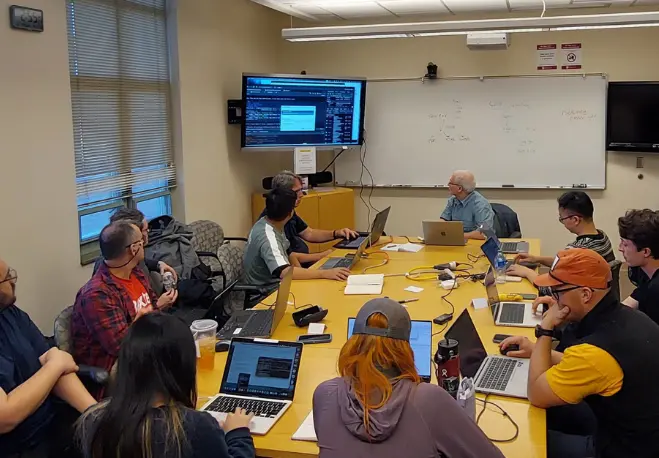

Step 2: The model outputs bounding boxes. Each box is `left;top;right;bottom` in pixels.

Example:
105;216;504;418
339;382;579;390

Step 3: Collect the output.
197;237;546;458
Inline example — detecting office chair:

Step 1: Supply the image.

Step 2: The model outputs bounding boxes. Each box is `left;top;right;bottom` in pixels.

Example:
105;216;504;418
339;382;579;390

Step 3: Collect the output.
491;203;522;238
609;260;623;303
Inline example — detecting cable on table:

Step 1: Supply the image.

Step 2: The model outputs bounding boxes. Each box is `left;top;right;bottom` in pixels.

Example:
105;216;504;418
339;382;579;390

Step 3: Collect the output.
476;394;520;443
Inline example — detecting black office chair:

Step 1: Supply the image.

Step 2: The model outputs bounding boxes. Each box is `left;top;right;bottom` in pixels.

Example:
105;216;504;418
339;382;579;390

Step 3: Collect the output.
609;260;623;303
491;203;522;238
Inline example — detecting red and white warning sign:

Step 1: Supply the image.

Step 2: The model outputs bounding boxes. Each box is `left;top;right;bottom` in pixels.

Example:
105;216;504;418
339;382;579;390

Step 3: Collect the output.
537;44;557;70
561;43;582;70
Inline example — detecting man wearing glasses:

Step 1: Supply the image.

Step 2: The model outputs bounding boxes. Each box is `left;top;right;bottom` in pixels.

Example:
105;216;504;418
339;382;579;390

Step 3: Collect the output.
71;221;178;399
0;259;96;457
501;249;659;458
440;170;494;240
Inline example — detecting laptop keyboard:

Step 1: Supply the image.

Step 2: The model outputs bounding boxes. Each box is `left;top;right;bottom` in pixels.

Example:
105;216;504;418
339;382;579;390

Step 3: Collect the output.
205;396;286;418
217;311;272;339
500;303;525;324
478;358;517;392
501;242;518;252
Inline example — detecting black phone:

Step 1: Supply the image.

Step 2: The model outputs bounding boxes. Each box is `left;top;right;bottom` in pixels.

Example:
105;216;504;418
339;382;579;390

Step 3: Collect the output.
297;334;332;344
493;334;513;344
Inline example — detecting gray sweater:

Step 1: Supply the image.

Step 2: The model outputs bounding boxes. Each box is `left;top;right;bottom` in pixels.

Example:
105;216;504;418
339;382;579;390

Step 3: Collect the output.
313;377;504;458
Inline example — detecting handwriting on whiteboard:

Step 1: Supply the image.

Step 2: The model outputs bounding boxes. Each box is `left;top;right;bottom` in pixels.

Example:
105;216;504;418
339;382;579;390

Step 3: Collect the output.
562;109;597;121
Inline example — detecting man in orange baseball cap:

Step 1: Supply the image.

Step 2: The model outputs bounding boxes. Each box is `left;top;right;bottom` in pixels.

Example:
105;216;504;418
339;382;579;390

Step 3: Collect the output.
500;248;659;458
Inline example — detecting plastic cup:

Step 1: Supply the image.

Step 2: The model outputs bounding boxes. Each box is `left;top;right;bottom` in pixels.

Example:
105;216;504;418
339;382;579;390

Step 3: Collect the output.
190;319;218;371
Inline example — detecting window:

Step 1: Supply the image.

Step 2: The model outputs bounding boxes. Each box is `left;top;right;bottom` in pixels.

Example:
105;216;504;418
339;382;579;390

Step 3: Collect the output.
66;0;175;262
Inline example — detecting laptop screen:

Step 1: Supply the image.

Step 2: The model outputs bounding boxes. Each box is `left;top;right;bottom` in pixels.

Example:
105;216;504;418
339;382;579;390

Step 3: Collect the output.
221;339;302;400
480;237;500;269
444;309;488;378
347;318;432;379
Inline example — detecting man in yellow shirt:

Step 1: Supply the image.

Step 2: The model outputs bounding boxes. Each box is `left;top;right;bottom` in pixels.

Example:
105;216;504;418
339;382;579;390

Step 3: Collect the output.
501;248;659;458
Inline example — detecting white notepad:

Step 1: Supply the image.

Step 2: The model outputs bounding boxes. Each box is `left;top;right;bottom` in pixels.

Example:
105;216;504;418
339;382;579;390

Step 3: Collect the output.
344;274;384;295
292;411;317;442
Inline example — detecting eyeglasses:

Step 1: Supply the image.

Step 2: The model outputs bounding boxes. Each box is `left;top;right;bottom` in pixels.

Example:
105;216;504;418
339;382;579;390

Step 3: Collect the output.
550;284;592;300
0;267;18;285
292;187;304;195
448;182;462;188
125;239;144;249
558;214;580;223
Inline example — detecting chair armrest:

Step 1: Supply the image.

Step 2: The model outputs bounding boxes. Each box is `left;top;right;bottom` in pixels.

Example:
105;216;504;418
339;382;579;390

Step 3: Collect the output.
510;231;522;239
78;365;110;385
234;282;279;296
196;251;219;260
224;237;248;243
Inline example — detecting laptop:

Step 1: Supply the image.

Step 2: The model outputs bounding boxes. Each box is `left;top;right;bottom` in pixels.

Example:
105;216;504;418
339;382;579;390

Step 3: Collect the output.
216;268;292;340
321;236;369;270
347;318;432;383
422;221;466;246
445;309;529;399
480;237;514;270
200;337;303;435
334;206;391;249
479;225;529;254
485;267;542;328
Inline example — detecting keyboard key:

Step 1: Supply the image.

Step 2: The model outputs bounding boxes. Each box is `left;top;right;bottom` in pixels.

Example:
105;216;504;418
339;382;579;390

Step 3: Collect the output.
206;396;286;418
500;303;525;324
478;358;517;391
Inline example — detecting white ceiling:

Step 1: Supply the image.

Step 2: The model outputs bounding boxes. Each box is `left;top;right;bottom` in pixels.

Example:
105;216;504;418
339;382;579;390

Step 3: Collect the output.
252;0;659;21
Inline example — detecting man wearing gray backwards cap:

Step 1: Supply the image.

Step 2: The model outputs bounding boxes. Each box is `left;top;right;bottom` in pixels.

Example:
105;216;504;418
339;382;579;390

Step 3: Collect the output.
312;298;503;458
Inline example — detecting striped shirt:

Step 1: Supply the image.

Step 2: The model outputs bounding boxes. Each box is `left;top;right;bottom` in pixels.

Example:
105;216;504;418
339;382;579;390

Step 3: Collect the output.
567;230;615;262
243;217;290;285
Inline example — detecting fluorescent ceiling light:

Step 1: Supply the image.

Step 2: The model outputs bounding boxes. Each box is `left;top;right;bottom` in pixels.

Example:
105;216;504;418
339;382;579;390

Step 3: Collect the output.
282;11;659;42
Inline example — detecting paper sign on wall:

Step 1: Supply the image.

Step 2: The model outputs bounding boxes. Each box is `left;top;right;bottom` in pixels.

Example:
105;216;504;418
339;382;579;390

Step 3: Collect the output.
537;44;557;70
294;146;317;175
561;43;582;70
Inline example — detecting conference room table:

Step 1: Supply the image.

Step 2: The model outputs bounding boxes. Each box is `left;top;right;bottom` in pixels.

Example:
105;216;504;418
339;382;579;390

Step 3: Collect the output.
197;237;546;458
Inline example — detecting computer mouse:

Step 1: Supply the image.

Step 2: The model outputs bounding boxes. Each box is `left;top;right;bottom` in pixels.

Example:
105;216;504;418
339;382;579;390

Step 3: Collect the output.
500;344;520;356
215;340;230;352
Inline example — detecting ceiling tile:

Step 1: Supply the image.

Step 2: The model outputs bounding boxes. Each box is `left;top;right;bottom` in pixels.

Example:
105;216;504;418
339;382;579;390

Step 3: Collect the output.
442;0;509;13
316;1;394;17
378;0;451;15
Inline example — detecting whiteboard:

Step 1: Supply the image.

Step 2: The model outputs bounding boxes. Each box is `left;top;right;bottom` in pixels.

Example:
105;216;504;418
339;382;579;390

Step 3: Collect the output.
335;75;607;189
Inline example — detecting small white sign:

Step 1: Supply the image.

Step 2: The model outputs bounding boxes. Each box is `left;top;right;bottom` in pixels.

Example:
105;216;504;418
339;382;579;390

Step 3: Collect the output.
405;286;424;293
561;43;582;70
307;323;326;335
537;44;557;71
294;146;317;175
472;298;489;310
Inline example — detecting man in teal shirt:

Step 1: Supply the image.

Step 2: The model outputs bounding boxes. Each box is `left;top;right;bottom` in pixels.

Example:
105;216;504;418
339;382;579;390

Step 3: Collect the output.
440;170;494;240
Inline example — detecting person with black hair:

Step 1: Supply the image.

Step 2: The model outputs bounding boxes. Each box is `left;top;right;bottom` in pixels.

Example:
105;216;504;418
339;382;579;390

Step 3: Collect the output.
618;209;659;325
244;188;350;286
71;222;178;399
508;191;614;283
77;312;255;458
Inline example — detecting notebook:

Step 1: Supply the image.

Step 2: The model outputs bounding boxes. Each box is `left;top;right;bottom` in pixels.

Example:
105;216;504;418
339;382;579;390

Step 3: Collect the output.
292;411;317;442
344;274;384;295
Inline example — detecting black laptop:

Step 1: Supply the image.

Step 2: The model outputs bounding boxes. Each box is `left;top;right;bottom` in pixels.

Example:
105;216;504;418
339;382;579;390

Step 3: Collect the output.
334;206;391;249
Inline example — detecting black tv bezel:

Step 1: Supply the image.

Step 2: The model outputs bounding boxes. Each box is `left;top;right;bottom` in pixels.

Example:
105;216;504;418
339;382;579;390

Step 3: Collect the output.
607;81;659;153
240;73;367;150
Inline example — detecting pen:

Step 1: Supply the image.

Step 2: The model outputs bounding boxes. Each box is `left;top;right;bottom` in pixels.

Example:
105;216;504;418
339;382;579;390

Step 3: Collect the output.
399;298;420;304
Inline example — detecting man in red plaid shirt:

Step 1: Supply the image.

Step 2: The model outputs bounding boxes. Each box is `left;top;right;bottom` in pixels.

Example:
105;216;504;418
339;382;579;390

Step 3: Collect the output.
71;221;178;399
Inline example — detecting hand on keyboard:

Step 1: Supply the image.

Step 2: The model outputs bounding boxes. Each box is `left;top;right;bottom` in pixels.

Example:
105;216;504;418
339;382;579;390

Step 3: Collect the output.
220;407;255;433
335;228;359;240
321;267;351;281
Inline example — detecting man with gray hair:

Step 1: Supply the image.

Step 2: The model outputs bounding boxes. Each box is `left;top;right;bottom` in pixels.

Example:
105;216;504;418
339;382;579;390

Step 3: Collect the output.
262;170;358;265
440;170;494;240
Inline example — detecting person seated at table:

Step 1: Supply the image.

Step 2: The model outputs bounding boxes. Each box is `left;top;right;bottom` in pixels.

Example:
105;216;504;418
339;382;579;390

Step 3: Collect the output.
618;209;659;325
0;257;96;457
312;298;504;458
245;188;351;285
507;191;615;286
500;248;659;458
264;170;358;266
440;170;494;240
71;221;178;399
76;312;255;458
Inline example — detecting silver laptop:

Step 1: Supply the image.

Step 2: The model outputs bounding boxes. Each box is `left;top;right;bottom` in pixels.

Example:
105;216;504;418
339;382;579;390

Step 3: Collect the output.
321;236;369;270
479;225;529;254
485;267;542;328
216;268;292;340
422;221;466;246
200;337;303;435
445;309;529;399
334;206;391;249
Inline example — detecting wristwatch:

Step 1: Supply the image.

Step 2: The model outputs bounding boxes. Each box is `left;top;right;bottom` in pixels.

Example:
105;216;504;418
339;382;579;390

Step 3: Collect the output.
535;325;555;339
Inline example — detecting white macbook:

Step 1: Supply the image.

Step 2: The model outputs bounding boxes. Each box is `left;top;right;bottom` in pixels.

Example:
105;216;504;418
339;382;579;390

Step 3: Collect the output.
200;338;303;435
485;267;541;328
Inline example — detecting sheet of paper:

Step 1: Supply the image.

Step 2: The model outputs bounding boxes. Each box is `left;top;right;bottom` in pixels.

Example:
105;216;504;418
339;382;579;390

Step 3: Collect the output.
294;146;317;175
405;286;424;293
381;243;423;253
292;411;317;442
472;298;488;310
307;323;325;335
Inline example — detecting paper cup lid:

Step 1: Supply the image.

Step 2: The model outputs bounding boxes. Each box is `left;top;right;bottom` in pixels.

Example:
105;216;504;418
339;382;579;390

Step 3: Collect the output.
190;319;218;332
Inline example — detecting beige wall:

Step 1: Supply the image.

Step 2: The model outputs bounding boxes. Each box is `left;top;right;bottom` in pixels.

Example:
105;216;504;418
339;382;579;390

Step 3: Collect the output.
280;24;659;257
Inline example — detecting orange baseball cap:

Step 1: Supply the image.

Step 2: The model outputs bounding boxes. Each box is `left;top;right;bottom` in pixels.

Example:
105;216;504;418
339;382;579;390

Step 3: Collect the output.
535;248;611;290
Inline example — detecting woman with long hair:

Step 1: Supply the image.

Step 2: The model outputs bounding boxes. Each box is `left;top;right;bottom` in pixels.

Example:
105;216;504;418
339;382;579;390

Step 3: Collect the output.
76;312;255;458
313;298;504;458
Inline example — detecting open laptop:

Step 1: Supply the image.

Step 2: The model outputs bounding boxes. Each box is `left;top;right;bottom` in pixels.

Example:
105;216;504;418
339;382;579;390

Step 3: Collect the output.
445;309;529;399
485;267;542;328
422;221;466;246
335;206;391;249
347;318;432;382
479;225;529;254
216;268;292;339
321;236;369;270
200;337;303;435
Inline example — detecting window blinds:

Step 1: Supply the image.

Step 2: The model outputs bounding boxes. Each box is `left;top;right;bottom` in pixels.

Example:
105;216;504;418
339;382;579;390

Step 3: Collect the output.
66;0;175;207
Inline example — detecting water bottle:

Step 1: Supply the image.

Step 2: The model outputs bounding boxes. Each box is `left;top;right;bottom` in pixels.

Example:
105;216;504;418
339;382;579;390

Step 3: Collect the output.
494;251;507;284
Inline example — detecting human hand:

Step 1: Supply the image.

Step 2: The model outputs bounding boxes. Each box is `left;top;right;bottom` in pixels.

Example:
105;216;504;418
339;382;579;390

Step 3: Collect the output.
220;407;254;433
156;289;178;309
500;336;535;359
320;249;333;259
514;253;536;264
539;299;571;330
335;228;359;240
158;261;178;282
39;348;79;375
135;304;154;320
531;296;556;315
506;264;534;280
322;267;351;281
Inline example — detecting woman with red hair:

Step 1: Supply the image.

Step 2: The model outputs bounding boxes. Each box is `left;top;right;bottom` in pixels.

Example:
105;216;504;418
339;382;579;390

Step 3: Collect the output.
312;298;503;458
